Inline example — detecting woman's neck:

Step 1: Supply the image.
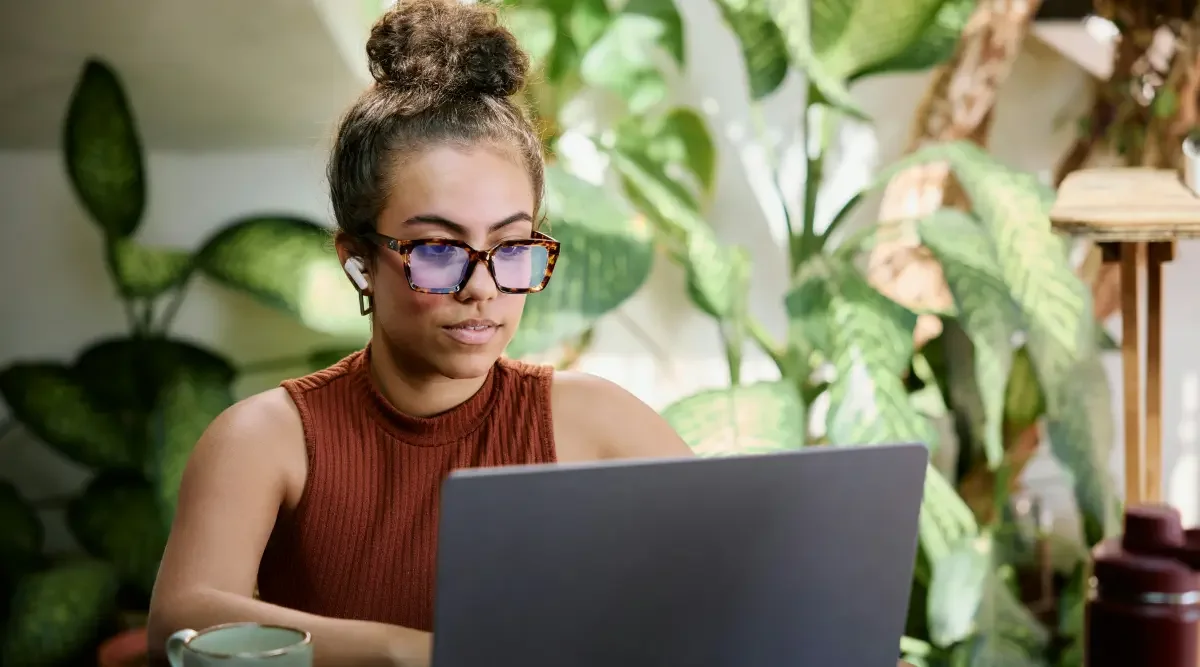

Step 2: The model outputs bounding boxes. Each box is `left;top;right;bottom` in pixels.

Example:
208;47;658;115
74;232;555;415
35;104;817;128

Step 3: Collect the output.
367;339;489;418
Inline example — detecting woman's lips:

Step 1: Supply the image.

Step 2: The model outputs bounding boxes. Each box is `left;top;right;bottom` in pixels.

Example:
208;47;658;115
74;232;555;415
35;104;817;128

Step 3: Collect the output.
442;320;499;345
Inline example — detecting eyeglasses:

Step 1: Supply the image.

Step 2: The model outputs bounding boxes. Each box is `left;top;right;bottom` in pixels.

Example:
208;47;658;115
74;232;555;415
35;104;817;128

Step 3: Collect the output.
364;231;560;294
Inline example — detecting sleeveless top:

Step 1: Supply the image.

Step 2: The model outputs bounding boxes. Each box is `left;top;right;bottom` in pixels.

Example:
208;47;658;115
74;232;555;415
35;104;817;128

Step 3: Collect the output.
256;347;557;631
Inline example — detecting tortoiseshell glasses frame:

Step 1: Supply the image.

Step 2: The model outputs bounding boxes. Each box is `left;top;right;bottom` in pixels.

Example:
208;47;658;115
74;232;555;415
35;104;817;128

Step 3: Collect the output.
363;230;560;295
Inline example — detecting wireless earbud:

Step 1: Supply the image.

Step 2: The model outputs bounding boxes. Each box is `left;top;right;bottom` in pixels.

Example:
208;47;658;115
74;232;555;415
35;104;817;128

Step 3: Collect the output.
343;257;369;291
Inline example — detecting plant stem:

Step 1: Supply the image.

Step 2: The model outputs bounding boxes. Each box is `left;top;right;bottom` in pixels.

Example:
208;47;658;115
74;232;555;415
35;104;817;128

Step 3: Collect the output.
746;317;787;373
156;277;193;334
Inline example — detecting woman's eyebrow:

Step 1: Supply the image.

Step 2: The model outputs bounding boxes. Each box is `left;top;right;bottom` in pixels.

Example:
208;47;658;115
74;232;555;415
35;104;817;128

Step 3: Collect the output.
404;212;533;234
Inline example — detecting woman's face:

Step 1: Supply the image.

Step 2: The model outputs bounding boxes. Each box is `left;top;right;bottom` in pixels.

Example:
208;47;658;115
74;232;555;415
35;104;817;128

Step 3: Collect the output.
347;144;537;381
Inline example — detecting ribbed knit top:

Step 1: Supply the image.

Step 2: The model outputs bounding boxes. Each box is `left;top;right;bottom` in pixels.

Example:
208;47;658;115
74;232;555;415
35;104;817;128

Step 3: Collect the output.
256;347;557;631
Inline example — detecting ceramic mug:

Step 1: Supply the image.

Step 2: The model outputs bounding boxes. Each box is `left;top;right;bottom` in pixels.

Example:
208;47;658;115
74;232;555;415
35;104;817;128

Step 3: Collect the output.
166;622;312;666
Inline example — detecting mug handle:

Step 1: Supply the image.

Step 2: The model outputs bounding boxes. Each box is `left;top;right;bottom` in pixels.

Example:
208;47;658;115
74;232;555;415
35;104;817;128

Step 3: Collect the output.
165;629;198;667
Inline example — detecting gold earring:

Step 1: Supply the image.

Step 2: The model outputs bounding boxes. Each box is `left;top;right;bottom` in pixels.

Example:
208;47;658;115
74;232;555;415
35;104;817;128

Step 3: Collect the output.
359;292;374;316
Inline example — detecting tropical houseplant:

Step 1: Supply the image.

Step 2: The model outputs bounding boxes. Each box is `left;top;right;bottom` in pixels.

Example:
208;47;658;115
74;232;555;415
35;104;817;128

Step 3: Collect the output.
493;0;1119;665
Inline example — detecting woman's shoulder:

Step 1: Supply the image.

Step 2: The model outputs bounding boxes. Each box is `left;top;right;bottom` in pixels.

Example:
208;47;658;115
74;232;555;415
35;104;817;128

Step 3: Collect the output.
185;387;309;505
547;369;694;461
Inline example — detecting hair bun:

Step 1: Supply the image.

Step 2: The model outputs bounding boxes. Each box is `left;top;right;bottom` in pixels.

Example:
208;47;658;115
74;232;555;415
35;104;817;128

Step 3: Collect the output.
366;0;529;104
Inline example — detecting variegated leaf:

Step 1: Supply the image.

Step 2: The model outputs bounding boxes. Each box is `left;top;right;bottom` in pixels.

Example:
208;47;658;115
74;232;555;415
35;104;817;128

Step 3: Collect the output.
857;0;976;79
898;140;1116;544
609;149;744;318
662;381;805;456
807;0;950;81
917;210;1019;469
710;0;791;100
762;0;866;118
785;256;977;567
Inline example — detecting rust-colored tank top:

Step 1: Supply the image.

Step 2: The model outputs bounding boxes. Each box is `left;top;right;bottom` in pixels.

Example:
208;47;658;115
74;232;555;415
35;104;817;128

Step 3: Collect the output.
256;347;557;631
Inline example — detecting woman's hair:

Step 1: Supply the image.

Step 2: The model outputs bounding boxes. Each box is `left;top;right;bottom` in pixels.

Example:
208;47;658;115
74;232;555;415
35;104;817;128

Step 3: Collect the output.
328;0;544;256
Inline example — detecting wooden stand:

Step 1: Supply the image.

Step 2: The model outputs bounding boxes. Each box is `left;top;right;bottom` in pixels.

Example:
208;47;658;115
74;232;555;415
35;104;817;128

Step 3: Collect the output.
1050;167;1198;506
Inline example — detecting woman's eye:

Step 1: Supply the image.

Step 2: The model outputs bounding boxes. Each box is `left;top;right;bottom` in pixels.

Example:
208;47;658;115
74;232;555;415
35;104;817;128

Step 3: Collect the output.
497;245;528;257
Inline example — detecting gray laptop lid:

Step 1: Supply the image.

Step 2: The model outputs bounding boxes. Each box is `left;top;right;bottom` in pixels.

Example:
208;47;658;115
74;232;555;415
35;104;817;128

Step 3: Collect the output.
432;443;928;667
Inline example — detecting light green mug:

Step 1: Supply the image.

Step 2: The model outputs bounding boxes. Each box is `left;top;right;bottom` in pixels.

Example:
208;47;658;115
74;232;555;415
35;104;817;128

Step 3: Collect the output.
166;622;313;666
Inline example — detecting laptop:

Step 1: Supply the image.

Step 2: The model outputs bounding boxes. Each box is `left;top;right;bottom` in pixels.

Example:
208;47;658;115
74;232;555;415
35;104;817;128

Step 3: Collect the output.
431;442;928;667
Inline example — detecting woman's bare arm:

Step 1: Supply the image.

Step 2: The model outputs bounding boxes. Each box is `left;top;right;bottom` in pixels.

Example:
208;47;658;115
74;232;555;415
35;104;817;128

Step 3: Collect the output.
146;389;431;667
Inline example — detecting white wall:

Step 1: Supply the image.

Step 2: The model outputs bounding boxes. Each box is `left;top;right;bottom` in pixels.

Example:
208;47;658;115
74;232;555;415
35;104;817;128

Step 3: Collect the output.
2;2;1198;553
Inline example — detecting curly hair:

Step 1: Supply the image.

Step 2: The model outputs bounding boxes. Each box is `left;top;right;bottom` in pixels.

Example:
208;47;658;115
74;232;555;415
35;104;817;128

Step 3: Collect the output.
328;0;544;255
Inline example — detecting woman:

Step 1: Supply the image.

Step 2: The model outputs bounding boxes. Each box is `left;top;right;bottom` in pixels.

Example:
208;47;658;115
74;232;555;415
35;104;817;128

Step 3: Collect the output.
145;1;693;665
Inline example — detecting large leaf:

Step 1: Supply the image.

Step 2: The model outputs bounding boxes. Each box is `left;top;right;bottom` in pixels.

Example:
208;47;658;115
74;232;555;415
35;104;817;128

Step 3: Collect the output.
151;363;236;526
918;210;1019;469
106;238;192;299
0;481;43;579
857;0;976;79
194;216;367;339
763;0;866;118
0;559;120;667
711;0;791;100
784;256;977;567
1044;357;1117;546
963;572;1051;666
0;363;140;471
927;536;990;647
644;107;718;197
625;0;686;66
63;59;145;239
580;12;669;113
609;149;745;319
661;381;805;456
73;336;234;421
907;141;1116;543
508;166;654;357
805;0;950;82
66;472;167;596
786;255;933;446
1003;346;1043;430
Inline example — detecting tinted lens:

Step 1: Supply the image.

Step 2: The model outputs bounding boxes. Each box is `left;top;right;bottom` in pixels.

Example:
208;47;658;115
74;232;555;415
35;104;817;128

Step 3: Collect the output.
493;243;549;290
408;243;469;291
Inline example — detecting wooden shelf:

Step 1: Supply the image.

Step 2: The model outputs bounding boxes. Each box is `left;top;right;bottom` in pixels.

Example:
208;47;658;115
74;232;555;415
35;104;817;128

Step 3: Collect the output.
1050;168;1200;241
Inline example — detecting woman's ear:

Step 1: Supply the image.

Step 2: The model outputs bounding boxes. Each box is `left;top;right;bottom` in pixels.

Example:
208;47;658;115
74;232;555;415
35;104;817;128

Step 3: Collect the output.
334;232;371;293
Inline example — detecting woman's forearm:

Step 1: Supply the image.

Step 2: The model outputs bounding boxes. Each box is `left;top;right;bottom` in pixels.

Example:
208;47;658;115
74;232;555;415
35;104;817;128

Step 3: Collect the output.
147;587;432;667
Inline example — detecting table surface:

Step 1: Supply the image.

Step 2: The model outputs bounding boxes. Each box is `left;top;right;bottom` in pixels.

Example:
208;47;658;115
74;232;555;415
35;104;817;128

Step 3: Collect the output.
1050;167;1200;241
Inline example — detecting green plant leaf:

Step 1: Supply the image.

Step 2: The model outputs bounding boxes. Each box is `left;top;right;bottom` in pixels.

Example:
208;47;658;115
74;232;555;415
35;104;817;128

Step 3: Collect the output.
645;108;718;196
625;0;686;65
1003;346;1044;430
194;216;367;339
927;536;990;647
0;481;43;580
856;0;975;79
63;59;145;239
73;336;235;415
965;572;1051;666
661;381;805;456
151;363;236;526
1044;357;1117;546
107;238;192;299
763;0;867;118
609;149;744;318
785;257;977;567
711;0;791;100
786;255;932;445
806;0;950;82
0;559;120;667
508;166;654;358
917;210;1019;469
0;363;140;471
580;13;669;113
906;140;1116;543
66;472;167;596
